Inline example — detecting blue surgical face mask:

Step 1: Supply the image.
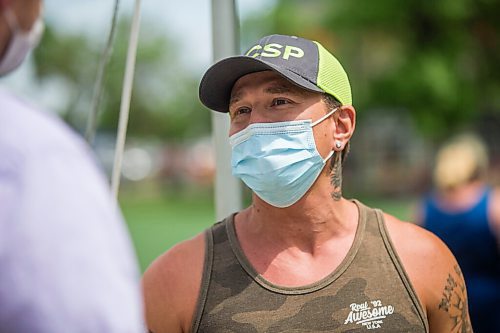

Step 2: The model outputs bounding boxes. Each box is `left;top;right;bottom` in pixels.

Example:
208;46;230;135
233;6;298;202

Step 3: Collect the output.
229;108;338;208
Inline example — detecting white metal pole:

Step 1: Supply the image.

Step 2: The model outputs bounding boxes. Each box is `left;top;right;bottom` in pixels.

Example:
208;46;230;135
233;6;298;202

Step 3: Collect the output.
111;0;142;198
211;0;242;220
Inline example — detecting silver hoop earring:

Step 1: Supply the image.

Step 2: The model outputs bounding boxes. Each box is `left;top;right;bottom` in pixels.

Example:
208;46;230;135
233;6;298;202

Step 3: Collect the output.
335;141;342;149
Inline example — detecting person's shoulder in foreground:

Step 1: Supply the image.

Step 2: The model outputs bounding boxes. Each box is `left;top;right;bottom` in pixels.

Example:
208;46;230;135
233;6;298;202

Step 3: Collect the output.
0;0;144;331
0;90;145;333
142;34;473;333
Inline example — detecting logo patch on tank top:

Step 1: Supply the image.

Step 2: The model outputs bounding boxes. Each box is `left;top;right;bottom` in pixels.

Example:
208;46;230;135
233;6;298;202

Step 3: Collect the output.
343;300;395;330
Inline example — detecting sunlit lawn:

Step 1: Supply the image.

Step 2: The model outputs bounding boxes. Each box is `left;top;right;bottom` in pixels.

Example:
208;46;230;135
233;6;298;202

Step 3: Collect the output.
120;188;215;272
120;187;418;273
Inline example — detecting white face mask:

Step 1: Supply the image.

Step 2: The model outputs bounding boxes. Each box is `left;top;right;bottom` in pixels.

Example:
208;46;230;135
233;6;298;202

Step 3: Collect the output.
0;7;45;76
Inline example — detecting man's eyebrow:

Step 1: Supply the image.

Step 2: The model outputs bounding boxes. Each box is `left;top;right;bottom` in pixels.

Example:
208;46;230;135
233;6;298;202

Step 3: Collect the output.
264;85;292;94
265;84;307;96
229;92;242;107
229;82;306;107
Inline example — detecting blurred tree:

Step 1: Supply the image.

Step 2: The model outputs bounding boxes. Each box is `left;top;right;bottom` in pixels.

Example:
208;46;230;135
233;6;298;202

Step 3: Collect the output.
33;18;211;141
242;0;499;139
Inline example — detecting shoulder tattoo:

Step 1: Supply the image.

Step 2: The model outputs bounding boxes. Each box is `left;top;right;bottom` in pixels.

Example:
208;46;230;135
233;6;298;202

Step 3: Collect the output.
438;265;473;333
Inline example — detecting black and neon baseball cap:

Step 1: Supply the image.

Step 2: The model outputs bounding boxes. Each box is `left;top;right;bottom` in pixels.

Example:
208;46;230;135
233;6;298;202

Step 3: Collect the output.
199;34;352;113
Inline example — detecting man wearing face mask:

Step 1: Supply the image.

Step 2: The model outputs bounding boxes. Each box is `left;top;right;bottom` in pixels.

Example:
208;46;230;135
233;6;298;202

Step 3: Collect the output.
0;1;144;332
142;34;473;333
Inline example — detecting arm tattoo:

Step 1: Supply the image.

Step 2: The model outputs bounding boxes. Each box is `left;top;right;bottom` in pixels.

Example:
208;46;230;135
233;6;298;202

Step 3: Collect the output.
330;157;342;201
438;265;473;333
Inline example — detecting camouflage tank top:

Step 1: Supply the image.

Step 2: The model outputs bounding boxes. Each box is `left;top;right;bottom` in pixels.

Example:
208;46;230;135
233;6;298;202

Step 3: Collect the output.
191;200;429;332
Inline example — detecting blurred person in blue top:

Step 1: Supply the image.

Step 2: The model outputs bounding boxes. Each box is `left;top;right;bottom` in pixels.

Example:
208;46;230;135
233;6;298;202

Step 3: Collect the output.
0;0;144;332
418;133;500;333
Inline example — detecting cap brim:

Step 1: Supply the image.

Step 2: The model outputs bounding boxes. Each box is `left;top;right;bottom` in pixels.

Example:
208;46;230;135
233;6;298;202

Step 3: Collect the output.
199;56;324;113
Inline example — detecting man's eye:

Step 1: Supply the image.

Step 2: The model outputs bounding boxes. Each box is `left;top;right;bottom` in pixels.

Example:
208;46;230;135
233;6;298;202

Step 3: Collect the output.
271;98;291;106
230;106;251;119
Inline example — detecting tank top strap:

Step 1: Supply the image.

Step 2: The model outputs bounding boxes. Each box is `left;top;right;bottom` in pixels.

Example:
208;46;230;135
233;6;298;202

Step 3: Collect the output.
190;217;231;333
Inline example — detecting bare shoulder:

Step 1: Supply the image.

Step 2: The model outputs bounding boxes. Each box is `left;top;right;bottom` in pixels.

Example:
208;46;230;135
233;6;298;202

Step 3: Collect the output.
142;231;206;333
383;213;472;333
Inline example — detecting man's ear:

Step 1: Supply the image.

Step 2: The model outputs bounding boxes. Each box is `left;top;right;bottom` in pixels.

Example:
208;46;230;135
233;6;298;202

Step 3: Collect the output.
332;105;356;150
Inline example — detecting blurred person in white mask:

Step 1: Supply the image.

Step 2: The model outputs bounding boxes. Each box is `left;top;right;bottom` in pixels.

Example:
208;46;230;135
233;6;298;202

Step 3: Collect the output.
0;0;144;332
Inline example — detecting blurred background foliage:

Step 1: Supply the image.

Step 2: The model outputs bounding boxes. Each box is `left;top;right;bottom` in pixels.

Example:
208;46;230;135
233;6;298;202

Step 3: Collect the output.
243;0;500;139
32;0;499;142
22;0;500;270
27;0;500;207
33;18;211;141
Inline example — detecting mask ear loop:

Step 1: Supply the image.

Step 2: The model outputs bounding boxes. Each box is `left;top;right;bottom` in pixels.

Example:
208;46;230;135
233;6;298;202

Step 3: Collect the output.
311;107;340;162
312;107;339;127
323;149;335;163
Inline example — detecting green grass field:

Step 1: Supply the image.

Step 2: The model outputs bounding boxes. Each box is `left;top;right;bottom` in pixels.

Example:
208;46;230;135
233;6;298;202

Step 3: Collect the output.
120;189;417;272
120;189;215;272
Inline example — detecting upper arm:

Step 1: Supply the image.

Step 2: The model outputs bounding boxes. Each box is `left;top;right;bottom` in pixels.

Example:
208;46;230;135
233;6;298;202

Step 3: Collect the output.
421;237;473;333
384;215;473;333
142;233;206;333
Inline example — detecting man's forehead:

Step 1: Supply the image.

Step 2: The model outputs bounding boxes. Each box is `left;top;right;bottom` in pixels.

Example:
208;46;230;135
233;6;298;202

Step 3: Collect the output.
230;72;308;99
